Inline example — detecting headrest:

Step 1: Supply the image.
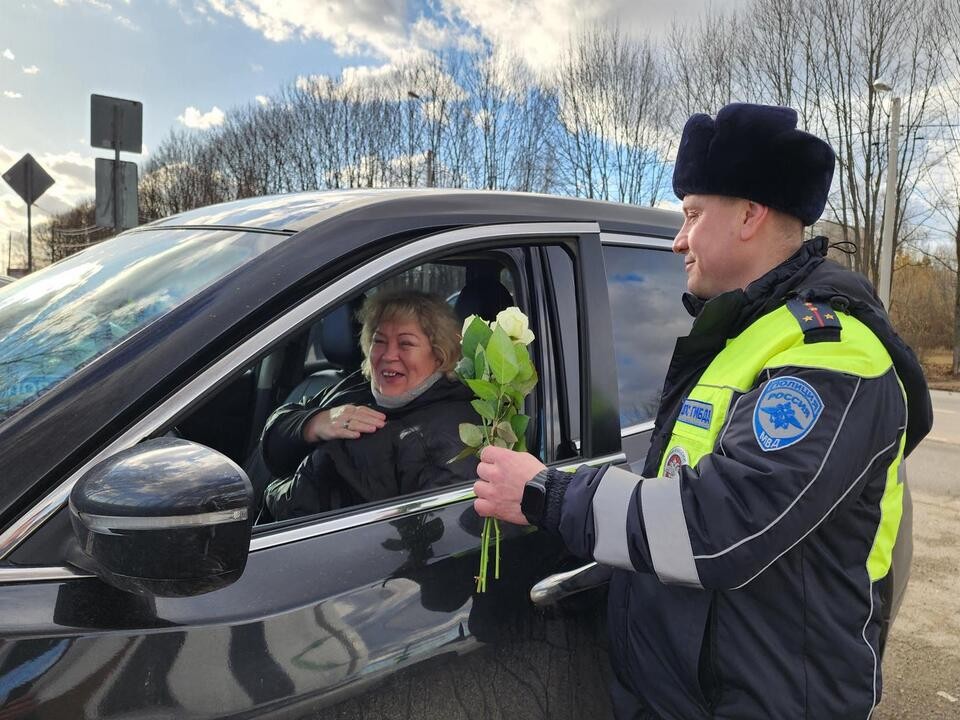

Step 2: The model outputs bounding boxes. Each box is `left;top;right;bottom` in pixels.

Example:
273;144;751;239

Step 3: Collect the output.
454;279;514;322
672;103;836;226
318;295;365;370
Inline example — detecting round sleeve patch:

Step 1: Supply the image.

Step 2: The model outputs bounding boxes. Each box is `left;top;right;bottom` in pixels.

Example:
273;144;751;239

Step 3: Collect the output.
753;376;825;452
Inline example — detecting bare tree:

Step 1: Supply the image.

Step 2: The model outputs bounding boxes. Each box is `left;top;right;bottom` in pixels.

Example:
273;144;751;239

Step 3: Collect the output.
555;23;674;205
801;0;943;286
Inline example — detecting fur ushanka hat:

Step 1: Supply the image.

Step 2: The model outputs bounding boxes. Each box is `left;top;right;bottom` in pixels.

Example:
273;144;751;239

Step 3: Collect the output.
672;103;836;226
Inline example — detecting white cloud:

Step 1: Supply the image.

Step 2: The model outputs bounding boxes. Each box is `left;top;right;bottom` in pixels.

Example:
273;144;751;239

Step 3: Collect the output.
297;56;466;104
115;14;140;30
250;63;264;73
440;0;616;73
177;105;226;129
22;65;39;75
203;0;423;60
2;49;14;61
3;91;23;99
53;0;114;8
255;95;270;106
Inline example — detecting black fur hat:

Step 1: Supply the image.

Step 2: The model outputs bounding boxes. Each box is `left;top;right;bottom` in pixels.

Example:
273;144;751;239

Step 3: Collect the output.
672;103;835;226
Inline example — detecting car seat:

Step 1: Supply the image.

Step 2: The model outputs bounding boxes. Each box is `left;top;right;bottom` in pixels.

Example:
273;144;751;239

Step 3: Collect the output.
454;264;515;322
284;294;366;405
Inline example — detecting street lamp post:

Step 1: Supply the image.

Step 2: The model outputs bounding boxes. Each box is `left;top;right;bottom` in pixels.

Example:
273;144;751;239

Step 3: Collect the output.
406;90;435;188
873;80;901;309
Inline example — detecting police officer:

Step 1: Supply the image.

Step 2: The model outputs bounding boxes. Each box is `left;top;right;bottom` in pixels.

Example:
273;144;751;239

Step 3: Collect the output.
474;103;932;719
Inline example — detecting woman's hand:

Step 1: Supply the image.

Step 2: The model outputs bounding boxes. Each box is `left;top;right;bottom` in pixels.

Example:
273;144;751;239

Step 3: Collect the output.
304;404;387;443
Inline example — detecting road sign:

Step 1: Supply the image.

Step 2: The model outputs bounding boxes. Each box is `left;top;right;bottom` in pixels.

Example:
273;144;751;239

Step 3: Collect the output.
2;153;55;272
95;158;138;230
2;154;54;205
91;94;143;153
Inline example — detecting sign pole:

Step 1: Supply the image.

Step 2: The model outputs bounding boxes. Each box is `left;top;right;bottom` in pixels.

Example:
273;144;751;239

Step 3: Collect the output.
113;106;121;232
25;162;33;272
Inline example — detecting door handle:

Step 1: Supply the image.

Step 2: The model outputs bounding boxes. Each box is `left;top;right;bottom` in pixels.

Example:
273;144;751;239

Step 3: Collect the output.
530;561;613;606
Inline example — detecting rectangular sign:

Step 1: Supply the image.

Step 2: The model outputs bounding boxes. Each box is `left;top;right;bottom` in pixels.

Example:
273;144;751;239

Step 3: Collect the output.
91;94;143;153
95;158;138;230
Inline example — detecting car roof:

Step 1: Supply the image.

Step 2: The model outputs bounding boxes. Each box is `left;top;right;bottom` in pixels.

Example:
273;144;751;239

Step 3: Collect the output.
141;188;682;234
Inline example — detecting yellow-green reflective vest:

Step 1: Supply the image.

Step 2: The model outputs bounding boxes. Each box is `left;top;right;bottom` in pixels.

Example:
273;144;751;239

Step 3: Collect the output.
656;303;906;581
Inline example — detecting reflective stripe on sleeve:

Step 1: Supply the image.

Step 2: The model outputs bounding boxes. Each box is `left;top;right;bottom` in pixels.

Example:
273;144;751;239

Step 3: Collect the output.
641;474;703;588
590;466;642;570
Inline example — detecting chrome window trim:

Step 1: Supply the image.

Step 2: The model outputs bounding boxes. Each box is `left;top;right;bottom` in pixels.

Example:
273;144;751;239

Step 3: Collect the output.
600;232;674;250
0;565;92;583
0;221;599;565
622;420;656;436
252;450;627;552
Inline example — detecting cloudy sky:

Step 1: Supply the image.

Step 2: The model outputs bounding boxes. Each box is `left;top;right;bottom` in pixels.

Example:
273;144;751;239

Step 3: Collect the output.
0;0;716;242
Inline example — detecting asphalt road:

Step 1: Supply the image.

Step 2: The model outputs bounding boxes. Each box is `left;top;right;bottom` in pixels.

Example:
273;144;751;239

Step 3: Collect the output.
905;390;960;497
873;389;960;719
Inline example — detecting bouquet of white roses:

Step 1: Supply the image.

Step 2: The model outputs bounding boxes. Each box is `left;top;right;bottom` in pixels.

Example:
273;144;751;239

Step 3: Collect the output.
452;307;538;592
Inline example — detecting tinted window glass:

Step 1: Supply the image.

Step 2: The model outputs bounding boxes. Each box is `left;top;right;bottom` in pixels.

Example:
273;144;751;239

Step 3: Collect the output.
0;228;285;420
603;244;691;428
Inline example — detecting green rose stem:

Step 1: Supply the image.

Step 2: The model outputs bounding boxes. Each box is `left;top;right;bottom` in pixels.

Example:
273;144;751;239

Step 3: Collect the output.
454;312;538;593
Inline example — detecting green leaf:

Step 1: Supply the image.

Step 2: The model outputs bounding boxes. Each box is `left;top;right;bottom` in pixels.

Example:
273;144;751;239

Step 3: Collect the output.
465;378;499;401
495;421;518;445
514;367;539;395
491;436;509;448
447;445;480;464
471;399;496;421
486;326;519;385
505;388;526;411
455;356;475;380
474;344;488;381
510;413;530;442
514;343;535;382
462;316;492;361
459;423;485;447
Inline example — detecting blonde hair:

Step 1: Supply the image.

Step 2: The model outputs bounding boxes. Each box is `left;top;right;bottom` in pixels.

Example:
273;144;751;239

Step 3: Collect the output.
357;290;462;379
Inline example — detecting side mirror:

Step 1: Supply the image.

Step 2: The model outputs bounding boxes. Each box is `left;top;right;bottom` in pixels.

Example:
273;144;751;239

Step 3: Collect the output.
69;437;253;597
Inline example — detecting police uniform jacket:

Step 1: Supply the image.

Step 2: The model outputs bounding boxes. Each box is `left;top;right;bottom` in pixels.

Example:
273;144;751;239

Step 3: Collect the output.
538;237;932;719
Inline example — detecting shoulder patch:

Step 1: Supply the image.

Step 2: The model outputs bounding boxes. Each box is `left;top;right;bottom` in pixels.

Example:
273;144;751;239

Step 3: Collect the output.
753;376;824;452
678;398;713;430
786;297;842;343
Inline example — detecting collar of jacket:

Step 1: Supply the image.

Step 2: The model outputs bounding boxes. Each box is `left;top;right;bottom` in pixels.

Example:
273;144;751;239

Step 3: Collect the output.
373;376;474;417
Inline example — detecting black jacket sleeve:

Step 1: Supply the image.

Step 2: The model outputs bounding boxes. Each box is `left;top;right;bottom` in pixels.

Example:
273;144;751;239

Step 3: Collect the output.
542;365;907;590
260;373;372;477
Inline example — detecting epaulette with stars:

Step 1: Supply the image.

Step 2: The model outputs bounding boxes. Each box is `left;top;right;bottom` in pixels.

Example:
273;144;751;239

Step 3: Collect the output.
785;297;842;343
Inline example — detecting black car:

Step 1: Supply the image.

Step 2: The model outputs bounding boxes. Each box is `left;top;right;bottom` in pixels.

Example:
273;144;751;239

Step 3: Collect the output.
0;190;910;719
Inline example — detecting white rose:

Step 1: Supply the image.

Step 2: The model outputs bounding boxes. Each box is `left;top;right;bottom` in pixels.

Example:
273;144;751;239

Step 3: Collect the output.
461;314;480;337
495;307;533;344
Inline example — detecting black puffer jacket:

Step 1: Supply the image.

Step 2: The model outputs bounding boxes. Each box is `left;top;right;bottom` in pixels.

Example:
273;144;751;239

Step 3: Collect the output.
262;374;480;520
539;237;932;719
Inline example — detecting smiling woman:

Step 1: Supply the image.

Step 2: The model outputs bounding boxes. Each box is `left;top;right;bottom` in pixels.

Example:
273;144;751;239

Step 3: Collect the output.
261;290;479;521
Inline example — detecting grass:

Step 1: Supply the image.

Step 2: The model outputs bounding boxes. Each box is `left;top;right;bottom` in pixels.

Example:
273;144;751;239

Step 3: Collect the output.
919;347;960;392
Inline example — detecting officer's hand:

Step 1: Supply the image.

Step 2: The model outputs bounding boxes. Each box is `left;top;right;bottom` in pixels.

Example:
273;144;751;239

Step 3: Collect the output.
474;446;546;526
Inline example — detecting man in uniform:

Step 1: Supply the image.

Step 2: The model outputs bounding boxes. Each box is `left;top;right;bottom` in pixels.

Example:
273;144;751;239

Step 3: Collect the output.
473;103;932;719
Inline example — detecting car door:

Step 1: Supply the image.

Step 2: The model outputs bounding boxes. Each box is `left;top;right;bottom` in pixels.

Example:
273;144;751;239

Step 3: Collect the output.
0;222;617;719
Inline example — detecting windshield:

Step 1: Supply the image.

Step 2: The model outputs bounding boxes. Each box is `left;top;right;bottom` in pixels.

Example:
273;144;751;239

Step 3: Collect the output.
0;228;286;420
